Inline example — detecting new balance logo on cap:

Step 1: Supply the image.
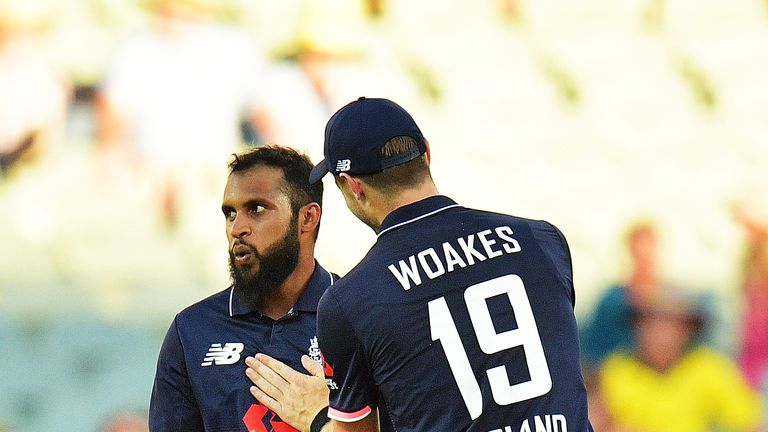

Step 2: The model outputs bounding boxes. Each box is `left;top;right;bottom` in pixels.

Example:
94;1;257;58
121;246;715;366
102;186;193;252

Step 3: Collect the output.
336;159;351;172
201;343;244;366
308;97;427;184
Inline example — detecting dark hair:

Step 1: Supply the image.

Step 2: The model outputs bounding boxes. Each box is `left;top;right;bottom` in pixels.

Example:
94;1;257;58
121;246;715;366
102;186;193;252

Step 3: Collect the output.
359;136;431;195
229;145;323;234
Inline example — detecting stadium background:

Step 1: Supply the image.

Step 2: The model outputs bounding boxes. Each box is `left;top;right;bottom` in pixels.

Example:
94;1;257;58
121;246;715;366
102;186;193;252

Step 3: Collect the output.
1;0;767;429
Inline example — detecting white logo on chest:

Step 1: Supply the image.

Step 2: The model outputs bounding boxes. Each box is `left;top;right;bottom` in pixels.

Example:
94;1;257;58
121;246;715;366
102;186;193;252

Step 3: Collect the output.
201;343;244;366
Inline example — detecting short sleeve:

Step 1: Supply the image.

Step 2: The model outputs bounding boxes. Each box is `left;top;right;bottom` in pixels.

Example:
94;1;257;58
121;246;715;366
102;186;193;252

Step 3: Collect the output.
317;291;377;422
149;317;205;431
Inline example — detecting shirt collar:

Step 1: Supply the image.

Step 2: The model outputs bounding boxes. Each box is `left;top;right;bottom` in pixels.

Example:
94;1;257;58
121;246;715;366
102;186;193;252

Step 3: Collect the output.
377;195;461;237
229;260;335;317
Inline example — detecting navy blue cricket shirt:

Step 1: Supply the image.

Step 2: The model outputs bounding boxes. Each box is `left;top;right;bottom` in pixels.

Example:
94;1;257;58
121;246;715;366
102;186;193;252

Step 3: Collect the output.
150;261;337;432
317;196;594;432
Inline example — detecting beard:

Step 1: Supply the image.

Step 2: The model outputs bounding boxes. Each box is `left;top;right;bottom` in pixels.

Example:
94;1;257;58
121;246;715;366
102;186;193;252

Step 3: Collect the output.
229;216;300;311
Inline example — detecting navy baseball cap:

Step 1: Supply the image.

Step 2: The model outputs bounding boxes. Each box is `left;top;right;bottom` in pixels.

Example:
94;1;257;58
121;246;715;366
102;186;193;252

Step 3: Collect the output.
309;97;427;184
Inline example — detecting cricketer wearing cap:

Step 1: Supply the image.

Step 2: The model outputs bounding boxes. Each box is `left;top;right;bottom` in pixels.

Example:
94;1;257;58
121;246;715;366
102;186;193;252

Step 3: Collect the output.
308;97;595;432
149;146;337;432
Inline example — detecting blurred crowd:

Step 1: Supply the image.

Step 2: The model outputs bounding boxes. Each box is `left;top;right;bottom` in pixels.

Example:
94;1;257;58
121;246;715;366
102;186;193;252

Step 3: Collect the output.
581;212;768;431
1;0;768;430
0;0;421;324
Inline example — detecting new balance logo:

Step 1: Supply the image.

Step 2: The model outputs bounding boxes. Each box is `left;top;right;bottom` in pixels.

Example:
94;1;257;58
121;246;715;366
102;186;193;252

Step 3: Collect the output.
201;343;244;366
336;159;351;172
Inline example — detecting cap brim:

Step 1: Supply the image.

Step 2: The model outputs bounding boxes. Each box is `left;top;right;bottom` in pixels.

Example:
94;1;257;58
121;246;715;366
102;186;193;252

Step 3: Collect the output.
309;159;329;184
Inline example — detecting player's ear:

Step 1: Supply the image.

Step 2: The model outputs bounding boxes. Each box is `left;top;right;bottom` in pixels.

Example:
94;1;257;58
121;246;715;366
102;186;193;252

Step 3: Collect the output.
339;173;365;201
425;138;431;164
299;202;321;236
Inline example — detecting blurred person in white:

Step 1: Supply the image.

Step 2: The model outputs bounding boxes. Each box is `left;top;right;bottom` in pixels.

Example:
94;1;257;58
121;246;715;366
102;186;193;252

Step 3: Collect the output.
0;1;68;175
599;287;764;432
98;0;273;228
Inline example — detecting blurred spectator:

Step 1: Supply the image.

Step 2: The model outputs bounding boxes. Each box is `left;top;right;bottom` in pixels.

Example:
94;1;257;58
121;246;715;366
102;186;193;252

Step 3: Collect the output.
599;287;764;432
498;0;523;25
256;0;414;161
0;2;68;175
98;0;273;228
580;221;662;372
291;0;399;109
294;0;364;105
99;408;148;432
582;372;626;432
734;200;768;393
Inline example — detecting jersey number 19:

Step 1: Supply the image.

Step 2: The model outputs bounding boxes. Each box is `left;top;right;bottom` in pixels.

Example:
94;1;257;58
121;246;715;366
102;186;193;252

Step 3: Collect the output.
428;274;552;420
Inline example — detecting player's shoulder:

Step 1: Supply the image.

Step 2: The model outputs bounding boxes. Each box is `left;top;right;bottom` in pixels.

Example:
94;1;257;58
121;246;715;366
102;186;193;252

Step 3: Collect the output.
321;251;385;309
175;286;232;323
462;206;550;226
464;208;574;283
327;257;374;294
463;206;565;239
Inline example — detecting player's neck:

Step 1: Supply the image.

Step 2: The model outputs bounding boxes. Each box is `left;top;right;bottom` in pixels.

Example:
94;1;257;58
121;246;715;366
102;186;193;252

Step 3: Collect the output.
259;252;316;320
373;182;440;230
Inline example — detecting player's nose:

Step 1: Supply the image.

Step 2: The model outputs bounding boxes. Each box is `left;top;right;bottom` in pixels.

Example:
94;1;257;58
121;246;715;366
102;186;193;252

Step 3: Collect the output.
229;213;252;239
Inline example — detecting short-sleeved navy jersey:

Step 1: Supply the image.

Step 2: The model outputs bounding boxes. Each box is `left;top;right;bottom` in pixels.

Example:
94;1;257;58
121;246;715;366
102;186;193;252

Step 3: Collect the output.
150;261;337;432
317;196;593;432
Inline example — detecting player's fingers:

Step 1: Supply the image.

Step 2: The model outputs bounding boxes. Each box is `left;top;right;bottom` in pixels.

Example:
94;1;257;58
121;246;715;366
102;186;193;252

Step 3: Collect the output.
246;355;290;387
245;369;283;402
254;353;301;382
301;354;325;379
249;384;281;412
245;358;286;397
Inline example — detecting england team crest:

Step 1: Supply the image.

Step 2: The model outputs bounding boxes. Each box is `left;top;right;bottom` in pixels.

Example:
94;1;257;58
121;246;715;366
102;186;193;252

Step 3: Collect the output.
309;336;338;390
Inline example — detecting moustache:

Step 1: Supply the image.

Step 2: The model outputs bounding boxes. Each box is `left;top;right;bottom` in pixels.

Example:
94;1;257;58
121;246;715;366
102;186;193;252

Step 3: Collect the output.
231;240;261;259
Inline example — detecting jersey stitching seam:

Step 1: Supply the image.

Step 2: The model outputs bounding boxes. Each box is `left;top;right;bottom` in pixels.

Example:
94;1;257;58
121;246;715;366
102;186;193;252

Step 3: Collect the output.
377;204;461;237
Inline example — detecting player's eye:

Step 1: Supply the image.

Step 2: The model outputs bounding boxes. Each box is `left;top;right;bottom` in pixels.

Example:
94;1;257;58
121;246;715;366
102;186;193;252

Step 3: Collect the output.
248;204;266;215
223;209;236;221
